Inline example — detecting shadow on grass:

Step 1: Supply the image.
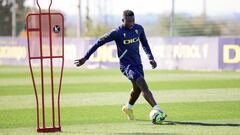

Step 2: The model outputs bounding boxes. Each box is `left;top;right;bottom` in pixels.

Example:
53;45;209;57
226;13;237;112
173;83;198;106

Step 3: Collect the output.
163;120;240;127
136;119;240;127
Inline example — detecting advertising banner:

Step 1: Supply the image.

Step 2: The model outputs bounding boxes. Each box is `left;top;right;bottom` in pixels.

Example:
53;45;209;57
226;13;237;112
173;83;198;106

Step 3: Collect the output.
0;37;239;70
219;37;240;70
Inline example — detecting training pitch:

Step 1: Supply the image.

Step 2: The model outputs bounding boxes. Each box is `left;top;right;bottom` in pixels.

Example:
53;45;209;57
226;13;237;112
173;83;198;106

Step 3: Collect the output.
0;65;240;135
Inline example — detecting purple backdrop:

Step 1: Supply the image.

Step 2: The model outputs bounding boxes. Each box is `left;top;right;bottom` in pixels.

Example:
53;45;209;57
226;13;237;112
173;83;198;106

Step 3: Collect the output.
0;36;239;70
219;37;240;70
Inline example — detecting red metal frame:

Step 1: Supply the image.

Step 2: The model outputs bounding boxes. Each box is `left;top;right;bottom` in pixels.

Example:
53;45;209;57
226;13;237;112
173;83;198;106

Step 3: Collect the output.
26;0;64;133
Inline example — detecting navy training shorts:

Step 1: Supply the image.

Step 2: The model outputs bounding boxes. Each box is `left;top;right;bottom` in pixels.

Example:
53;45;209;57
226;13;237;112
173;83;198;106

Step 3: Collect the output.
120;64;144;82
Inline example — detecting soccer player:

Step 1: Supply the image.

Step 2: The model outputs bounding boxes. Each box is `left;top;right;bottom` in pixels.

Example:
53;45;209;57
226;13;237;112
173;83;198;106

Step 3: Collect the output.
74;10;167;122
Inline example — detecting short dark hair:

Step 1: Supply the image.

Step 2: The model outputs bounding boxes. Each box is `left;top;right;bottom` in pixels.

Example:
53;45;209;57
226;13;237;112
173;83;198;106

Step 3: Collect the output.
123;10;134;17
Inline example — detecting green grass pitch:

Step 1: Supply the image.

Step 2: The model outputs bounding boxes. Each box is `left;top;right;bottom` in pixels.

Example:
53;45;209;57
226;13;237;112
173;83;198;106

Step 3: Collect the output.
0;65;240;134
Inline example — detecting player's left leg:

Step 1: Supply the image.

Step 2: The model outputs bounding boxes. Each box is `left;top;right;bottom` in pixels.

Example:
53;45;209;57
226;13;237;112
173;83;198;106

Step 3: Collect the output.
135;77;167;121
135;77;157;107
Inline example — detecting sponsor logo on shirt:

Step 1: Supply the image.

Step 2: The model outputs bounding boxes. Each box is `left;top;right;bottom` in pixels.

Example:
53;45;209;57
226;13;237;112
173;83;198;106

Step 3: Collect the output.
123;37;139;45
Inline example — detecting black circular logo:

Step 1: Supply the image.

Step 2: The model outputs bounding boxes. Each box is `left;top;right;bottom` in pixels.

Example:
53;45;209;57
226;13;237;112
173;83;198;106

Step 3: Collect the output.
53;25;61;33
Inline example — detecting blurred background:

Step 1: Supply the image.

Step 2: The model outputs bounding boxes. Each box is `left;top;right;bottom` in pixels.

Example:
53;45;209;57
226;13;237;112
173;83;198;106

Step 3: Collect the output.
1;1;240;134
0;0;240;70
2;0;240;37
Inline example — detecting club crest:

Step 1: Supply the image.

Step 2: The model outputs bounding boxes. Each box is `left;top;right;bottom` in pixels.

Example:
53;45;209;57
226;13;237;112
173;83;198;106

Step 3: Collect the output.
135;30;138;34
123;33;126;38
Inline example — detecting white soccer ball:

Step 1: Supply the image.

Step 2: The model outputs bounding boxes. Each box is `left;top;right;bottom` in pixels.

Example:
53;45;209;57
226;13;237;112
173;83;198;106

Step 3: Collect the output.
149;109;165;124
149;109;159;120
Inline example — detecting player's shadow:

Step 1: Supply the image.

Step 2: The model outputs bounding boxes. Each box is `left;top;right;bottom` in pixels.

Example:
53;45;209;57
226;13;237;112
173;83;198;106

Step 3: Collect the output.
163;120;240;127
136;119;240;127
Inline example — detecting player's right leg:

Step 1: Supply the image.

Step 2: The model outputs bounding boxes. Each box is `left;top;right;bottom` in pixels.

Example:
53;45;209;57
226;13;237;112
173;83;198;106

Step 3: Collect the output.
129;82;141;105
122;82;141;120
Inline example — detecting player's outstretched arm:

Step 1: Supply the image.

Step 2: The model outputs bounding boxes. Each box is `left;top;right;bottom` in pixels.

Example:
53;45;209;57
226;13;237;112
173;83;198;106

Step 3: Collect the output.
74;58;87;67
74;30;116;68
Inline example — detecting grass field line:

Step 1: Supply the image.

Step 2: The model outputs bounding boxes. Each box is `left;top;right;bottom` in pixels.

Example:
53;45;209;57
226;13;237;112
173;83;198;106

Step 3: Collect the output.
1;74;240;86
0;88;239;110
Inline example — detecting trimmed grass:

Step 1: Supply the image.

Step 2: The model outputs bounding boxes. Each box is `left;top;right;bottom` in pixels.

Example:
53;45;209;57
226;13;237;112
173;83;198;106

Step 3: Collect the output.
0;66;240;134
1;79;240;96
0;101;240;128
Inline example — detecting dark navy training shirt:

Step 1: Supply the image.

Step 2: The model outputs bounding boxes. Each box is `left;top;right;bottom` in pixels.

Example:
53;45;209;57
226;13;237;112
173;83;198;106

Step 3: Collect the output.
84;24;154;65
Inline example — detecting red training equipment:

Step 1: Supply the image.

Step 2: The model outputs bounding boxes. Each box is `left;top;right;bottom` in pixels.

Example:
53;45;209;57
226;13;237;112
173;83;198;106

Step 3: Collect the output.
26;0;64;132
